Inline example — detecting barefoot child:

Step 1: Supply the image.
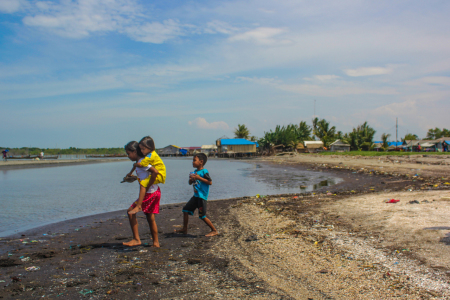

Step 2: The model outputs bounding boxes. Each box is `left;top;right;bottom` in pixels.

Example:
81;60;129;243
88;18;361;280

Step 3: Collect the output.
177;153;218;237
123;140;163;247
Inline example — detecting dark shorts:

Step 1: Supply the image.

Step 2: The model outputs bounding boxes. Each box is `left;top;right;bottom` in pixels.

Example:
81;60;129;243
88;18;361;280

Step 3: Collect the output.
182;196;207;219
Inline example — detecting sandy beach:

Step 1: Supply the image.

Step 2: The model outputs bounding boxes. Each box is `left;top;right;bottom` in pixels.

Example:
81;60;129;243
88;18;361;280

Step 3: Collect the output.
1;154;450;299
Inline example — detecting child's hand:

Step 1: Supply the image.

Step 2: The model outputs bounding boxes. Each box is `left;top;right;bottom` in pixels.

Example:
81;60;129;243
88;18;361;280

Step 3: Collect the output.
133;162;140;168
128;205;142;215
126;172;133;177
190;174;200;181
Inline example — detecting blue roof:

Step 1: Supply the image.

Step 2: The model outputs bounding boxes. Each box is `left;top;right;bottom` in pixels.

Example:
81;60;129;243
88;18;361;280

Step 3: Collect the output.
221;139;258;147
373;141;403;146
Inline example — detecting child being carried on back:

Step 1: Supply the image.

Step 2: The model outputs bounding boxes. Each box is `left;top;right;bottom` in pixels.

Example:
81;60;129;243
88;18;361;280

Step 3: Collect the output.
123;136;166;247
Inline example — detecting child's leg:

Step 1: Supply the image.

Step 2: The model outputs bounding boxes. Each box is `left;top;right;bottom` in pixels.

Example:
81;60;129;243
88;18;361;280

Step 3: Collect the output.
123;206;141;246
175;212;189;234
145;213;160;247
202;217;218;237
198;199;218;237
129;185;147;215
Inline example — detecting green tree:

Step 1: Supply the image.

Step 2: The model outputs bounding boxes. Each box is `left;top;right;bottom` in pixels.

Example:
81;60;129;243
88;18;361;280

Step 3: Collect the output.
426;127;450;139
381;133;391;150
403;133;419;141
234;124;250;139
313;119;336;148
347;122;376;150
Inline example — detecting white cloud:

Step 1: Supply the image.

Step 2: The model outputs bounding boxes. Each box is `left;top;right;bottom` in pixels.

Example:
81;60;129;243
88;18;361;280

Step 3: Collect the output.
204;20;238;35
21;0;188;43
188;117;229;130
304;75;340;81
229;27;290;45
0;0;23;13
344;67;393;77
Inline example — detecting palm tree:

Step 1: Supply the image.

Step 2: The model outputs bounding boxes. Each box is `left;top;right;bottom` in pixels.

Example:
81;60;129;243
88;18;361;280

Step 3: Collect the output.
234;124;250;139
313;118;336;148
381;133;391;150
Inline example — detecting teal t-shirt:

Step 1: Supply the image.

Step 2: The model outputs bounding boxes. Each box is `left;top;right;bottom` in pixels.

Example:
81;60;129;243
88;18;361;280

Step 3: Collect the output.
193;169;211;200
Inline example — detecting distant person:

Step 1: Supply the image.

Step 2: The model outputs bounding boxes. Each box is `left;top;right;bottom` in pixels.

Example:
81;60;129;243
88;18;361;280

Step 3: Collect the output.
2;149;7;162
176;153;218;237
40;151;44;159
123;140;162;248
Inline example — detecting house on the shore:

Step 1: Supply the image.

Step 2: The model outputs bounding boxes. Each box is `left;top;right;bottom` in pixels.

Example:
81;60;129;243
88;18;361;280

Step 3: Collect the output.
201;145;218;155
216;138;258;157
304;141;324;153
330;139;351;152
158;145;181;156
180;147;201;156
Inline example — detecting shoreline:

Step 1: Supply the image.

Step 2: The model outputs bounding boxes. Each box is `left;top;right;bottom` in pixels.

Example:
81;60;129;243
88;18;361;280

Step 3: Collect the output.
1;155;450;298
0;158;128;170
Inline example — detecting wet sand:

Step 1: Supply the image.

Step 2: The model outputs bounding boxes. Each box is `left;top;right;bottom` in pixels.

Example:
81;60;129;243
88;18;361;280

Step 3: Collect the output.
0;158;128;170
1;156;450;299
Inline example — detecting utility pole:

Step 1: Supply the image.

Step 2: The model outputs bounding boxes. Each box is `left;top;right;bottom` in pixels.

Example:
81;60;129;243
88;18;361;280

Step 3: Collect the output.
396;118;398;145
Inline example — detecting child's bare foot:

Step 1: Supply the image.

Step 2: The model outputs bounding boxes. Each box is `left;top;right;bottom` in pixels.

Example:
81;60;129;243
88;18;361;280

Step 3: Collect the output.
123;239;141;246
175;229;187;234
205;230;218;237
128;206;142;215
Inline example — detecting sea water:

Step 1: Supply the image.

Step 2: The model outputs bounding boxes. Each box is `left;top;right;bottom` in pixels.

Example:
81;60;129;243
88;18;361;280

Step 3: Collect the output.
0;158;342;236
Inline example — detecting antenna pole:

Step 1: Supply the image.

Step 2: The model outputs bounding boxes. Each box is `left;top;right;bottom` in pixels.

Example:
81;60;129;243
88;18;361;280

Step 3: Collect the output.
396;118;398;144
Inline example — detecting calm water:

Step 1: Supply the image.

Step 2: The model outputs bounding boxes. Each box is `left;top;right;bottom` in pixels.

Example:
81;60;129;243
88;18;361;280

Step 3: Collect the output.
0;158;342;236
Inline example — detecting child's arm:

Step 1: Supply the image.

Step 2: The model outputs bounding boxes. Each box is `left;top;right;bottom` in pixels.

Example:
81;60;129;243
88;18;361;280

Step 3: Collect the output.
146;167;159;191
191;174;212;185
127;165;137;177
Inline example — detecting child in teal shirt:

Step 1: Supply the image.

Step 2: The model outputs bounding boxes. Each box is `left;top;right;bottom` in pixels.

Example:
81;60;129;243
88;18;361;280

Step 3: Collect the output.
177;153;218;237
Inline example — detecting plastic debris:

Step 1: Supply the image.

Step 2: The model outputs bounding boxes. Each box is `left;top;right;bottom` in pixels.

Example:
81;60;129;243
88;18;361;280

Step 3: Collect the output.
79;289;93;296
21;257;31;262
386;199;400;203
408;200;420;204
139;250;148;253
245;235;258;242
25;266;40;271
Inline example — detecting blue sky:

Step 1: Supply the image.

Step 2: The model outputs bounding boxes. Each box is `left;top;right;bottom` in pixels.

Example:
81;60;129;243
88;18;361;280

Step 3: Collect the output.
1;0;450;148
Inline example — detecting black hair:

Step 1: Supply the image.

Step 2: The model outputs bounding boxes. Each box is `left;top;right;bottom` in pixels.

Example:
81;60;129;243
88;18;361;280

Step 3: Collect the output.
124;141;144;158
139;136;156;152
194;153;207;165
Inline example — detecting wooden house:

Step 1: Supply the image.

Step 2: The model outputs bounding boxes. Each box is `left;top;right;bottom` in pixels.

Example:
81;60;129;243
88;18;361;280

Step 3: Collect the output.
304;141;324;153
330;140;351;152
181;147;201;156
216;138;258;157
158;145;181;156
201;145;218;155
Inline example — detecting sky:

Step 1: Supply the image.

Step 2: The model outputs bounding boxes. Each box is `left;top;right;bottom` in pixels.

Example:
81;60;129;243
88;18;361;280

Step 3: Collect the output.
1;0;450;148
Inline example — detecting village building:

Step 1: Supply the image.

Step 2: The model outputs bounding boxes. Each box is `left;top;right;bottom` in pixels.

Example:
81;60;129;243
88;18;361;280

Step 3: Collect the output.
157;145;181;156
180;147;201;156
304;141;324;153
330;139;351;152
201;145;218;156
216;138;258;157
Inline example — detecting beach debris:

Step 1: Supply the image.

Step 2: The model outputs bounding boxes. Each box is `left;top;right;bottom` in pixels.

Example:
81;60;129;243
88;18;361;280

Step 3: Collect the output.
25;266;40;271
121;175;138;183
187;258;201;264
21;257;31;262
317;269;329;274
245;235;258;242
139;250;148;253
79;289;93;296
386;199;400;203
408;200;420;204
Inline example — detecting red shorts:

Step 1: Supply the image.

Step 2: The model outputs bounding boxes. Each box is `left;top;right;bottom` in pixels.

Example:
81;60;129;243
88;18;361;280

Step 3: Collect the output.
130;187;161;214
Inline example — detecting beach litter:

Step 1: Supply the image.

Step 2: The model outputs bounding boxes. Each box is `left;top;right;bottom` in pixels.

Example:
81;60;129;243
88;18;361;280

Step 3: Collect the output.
408;200;420;204
21;257;31;262
25;266;40;271
386;199;400;203
79;289;94;296
245;235;258;242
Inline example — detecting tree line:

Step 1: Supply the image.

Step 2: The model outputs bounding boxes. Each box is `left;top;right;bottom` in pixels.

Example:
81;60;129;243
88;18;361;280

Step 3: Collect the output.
1;147;126;156
234;121;449;152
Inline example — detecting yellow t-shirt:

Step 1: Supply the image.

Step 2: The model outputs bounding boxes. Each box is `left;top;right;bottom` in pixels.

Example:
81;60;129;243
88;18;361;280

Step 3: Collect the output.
139;151;166;185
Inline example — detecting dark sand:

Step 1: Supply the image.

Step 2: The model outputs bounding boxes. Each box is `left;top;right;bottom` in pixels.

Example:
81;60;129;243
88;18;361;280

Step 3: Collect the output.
0;159;448;299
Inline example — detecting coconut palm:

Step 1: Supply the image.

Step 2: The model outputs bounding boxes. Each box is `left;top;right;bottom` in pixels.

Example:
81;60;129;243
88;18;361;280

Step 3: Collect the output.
381;133;391;150
313;118;336;148
234;124;250;139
